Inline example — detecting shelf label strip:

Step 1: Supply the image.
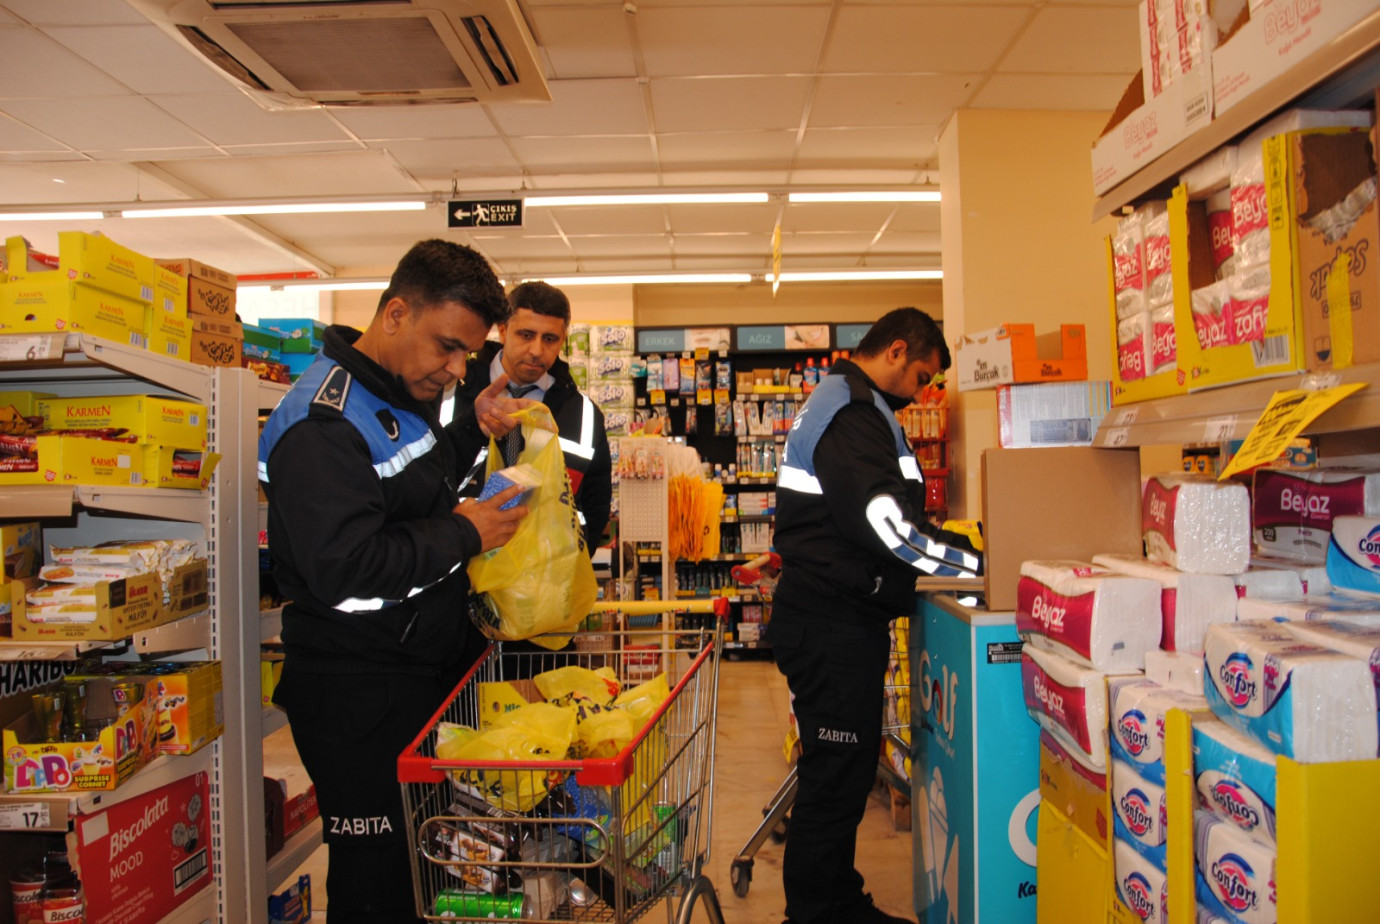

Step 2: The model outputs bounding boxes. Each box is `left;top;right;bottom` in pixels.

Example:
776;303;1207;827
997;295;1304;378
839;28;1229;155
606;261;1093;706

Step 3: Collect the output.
0;335;62;362
0;801;52;830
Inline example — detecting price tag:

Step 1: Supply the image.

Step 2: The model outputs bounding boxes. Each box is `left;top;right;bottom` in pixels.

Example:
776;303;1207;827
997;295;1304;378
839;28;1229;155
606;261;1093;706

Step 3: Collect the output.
1204;415;1237;442
1103;427;1131;448
0;801;52;830
0;336;58;363
1115;406;1140;426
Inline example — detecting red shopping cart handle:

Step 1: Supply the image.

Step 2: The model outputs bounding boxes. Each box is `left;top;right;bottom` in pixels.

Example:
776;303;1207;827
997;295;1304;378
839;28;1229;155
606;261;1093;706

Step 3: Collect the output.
713;596;730;619
731;552;780;586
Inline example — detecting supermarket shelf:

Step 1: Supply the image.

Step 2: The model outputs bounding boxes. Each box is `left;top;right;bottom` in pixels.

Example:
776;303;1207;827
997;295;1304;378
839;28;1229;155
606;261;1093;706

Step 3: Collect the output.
0;332;214;403
743;390;804;399
724;639;770;650
134;610;211;655
263;705;288;738
0;484;207;522
1093;362;1380;448
159;887;217;924
258;378;290;412
1091;8;1380;218
0;638;114;662
737;434;786;442
267;816;323;893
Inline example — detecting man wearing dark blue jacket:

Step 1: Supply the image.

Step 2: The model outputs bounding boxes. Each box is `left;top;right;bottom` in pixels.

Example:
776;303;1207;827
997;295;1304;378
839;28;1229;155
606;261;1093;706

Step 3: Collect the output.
770;307;981;924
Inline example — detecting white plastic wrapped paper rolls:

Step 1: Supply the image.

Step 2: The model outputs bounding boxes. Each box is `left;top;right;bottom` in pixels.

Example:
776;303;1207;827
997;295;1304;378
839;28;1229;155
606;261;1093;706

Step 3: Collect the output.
1252;468;1380;563
1193;715;1278;846
1195;811;1277;924
1112;758;1167;849
1203;620;1379;762
1114;837;1167;923
1021;643;1126;772
1327;515;1380;596
1109;676;1208;783
1143;474;1250;575
1145;649;1206;697
1015;560;1161;671
1093;552;1237;653
1237;556;1332;598
1234;592;1380;627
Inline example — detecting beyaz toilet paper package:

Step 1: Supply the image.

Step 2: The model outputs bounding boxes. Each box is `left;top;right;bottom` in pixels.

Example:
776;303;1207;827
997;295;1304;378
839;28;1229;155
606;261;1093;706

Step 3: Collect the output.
1193;715;1278;846
1021;642;1132;773
1326;515;1380;596
1143;474;1250;575
1235;592;1380;628
1237;556;1331;598
1145;649;1206;697
1252;468;1380;563
1114;836;1167;923
1109;676;1207;784
1016;559;1161;671
1203;620;1379;762
1194;811;1278;924
1093;552;1237;653
1112;758;1167;850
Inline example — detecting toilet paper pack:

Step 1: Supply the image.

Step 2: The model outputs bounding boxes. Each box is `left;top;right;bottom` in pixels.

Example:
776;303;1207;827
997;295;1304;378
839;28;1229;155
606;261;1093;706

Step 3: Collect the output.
1021;643;1129;772
1093;552;1237;653
1252;468;1380;563
1193;715;1278;846
1234;592;1380;627
1016;560;1161;671
1145;649;1206;696
1326;515;1380;596
1109;676;1208;784
1195;811;1277;924
1238;556;1332;598
1280;619;1380;735
1143;474;1251;575
1114;836;1168;923
1112;758;1167;850
1203;620;1379;762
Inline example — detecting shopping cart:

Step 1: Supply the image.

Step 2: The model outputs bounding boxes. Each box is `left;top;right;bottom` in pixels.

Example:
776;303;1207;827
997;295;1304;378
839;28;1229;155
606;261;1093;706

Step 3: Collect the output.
729;607;911;899
398;598;729;923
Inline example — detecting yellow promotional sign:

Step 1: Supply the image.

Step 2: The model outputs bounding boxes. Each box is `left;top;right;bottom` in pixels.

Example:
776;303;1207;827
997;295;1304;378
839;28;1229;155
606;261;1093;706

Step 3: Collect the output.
1220;382;1368;479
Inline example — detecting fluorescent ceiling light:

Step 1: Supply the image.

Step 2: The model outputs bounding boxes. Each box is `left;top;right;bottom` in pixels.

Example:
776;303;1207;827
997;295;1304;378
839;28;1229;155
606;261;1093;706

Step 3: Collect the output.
788;191;941;203
530;273;754;286
771;270;943;282
124;200;427;218
525;193;768;207
238;277;390;292
0;210;106;221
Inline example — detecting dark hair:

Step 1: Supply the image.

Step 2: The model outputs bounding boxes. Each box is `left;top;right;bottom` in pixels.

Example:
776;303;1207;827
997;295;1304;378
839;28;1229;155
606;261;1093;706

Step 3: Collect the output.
507;280;571;325
377;239;508;326
855;307;950;369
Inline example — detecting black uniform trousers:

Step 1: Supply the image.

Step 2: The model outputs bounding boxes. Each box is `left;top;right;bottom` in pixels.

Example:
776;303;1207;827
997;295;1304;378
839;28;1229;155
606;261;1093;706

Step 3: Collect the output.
275;659;461;923
770;612;892;924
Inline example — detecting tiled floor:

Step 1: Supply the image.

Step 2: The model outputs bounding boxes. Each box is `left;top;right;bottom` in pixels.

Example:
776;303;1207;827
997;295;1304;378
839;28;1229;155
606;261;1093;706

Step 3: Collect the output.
288;657;916;922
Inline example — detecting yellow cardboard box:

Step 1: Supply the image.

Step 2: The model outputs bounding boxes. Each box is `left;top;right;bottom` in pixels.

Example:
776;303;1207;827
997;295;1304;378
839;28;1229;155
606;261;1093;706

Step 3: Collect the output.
0;435;146;487
146;307;192;363
152;265;189;318
0;277;148;348
0;581;25;638
144;446;220;490
1106;235;1188;406
151;661;224;755
39;394;208;450
6;232;157;305
12;559;208;642
0;391;55;418
1039;731;1109;846
1;521;41;584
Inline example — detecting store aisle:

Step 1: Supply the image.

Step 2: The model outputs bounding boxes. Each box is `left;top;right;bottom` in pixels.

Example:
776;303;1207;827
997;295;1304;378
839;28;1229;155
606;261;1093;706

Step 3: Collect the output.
287;658;916;922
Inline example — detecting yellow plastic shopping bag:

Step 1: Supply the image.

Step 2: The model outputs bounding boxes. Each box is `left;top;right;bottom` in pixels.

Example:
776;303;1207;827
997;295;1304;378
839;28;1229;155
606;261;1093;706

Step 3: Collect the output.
468;403;598;648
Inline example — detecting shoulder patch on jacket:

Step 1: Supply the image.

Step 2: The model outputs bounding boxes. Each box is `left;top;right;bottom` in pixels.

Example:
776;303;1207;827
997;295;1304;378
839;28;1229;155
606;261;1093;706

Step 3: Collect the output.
312;366;351;413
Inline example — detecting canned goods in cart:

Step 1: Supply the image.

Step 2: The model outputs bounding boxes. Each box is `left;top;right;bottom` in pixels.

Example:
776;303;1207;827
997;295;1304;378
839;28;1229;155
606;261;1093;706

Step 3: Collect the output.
433;889;531;918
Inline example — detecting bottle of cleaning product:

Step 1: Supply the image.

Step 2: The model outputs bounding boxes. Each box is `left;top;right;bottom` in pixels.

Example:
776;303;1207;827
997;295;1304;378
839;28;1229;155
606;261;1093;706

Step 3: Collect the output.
803;357;818;390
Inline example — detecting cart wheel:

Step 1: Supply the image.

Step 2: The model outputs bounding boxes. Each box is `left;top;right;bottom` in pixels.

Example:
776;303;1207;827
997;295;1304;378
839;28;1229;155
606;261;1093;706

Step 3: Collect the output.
731;858;753;897
770;816;788;844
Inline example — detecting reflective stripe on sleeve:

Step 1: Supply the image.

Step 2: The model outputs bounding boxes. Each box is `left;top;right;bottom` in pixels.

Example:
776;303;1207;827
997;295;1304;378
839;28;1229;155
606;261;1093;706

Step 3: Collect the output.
864;495;979;578
558;395;598;461
899;455;923;482
373;431;437;479
778;463;823;495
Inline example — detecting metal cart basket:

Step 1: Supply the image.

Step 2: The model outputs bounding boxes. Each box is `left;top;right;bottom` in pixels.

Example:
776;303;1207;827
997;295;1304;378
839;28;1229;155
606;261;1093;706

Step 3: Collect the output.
398;599;728;923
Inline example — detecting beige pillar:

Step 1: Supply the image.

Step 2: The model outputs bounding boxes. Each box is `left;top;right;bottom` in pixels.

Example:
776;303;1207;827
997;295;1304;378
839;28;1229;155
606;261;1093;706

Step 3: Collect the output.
939;109;1121;520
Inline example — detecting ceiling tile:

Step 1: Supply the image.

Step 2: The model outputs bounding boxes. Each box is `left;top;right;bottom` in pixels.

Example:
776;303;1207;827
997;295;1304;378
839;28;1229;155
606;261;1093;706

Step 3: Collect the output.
666;202;778;235
783;202;895;233
47;25;231;94
327;104;498;142
670;231;772;257
0;115;73;155
510;135;658;173
490;79;648;136
514;171;665;190
654;168;791;187
650;76;811;133
795;127;939;171
543;204;669;236
150;93;353;147
781;230;881;256
569;234;673;258
637;5;832;77
972;73;1134;111
153;150;420;198
823;6;1030;74
1000;6;1140;74
886;204;943;234
810;75;978;128
466;233;573;260
4;0;146;25
367;138;523;185
1;96;209;150
529;7;638;79
85;146;227;163
0;25;131;96
656;130;797;170
788;166;930;186
867;230;943;255
0;161;156;202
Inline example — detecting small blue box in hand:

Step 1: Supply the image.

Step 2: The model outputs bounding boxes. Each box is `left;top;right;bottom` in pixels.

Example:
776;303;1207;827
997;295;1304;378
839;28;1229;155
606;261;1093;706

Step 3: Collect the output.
478;463;542;509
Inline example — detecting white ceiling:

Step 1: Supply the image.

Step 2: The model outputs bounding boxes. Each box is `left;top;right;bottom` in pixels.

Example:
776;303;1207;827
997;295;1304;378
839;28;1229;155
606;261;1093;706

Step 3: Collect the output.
0;0;1139;282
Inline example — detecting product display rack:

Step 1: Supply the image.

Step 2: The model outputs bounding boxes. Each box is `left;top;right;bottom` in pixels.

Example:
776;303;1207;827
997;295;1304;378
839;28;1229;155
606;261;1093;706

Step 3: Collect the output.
0;331;290;923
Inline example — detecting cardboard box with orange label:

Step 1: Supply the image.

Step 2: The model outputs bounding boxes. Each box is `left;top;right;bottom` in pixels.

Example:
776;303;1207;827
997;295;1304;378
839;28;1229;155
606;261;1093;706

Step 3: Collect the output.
151;264;189;318
6;232;157;305
955;323;1088;392
39;394;208;450
0;277;149;348
0;434;146;487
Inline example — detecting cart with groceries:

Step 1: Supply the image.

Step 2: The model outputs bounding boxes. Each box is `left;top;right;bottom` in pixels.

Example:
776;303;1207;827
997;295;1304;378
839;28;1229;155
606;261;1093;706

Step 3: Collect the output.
398;598;729;923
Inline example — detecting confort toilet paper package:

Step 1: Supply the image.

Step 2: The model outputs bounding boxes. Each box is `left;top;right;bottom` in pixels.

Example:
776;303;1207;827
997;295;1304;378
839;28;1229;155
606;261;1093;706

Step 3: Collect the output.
1143;474;1250;575
1016;560;1161;671
1114;836;1167;923
1326;515;1380;596
1194;811;1277;924
1109;676;1208;784
1193;715;1278;846
1252;469;1380;563
1093;552;1237;653
1112;758;1168;850
1203;620;1378;762
1021;643;1129;773
1234;592;1380;627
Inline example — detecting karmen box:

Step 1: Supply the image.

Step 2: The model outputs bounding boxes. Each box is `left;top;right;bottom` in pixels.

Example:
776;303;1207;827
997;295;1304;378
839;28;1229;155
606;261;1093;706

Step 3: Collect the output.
0;277;149;348
40;394;208;450
0;435;147;487
146;308;192;363
151;265;189;318
72;769;214;924
6;232;157;305
144;446;221;490
0;390;55;418
955;323;1088;392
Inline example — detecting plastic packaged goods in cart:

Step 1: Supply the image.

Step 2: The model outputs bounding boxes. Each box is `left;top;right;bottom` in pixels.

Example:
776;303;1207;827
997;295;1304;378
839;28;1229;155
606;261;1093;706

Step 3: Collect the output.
398;598;729;924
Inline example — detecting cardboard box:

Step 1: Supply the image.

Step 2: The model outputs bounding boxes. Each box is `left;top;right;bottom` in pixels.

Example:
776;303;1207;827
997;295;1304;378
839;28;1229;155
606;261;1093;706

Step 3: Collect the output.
955;323;1088;392
151;265;189;318
39;394;208;450
189;317;243;368
0;435;147;487
0;580;24;638
1266;128;1380;370
187;278;236;320
2;521;42;583
0;277;149;348
3;677;158;793
280;351;317;380
270;875;313;924
6;232;157;305
149;661;223;755
997;381;1113;448
0;390;55;418
265;317;325;351
146;308;191;363
144;445;220;490
981;447;1143;611
1104;238;1188;406
11;559;209;642
154;256;237;289
1092;67;1214;196
72;769;214;923
1039;731;1109;845
242;324;282;362
1212;0;1375;116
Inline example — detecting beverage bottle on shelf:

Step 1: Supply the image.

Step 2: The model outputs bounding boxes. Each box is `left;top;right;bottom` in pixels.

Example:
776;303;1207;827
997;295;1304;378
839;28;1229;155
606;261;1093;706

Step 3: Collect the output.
820;357;831;379
789;362;803;389
803;357;818;390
